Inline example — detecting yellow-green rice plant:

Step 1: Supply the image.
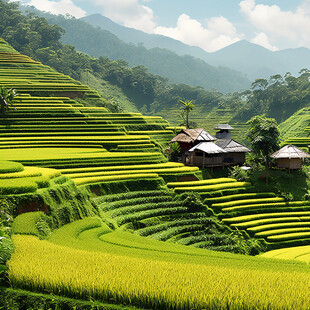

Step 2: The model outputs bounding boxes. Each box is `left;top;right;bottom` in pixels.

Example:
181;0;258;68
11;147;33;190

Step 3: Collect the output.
267;232;310;242
223;211;310;224
222;201;310;213
255;227;310;238
74;173;160;186
0;178;37;195
261;245;310;263
174;182;250;193
247;221;310;233
233;217;310;230
167;178;237;188
212;197;285;208
8;231;310;310
0;161;24;173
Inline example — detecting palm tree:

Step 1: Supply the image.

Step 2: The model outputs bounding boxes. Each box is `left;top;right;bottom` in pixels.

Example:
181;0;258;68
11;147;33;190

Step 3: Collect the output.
0;87;18;116
179;99;194;129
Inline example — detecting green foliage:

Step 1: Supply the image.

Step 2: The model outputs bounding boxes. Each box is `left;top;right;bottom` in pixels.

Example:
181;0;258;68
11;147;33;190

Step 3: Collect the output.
0;86;18;116
246;115;280;170
179;99;194;129
178;192;206;213
0;287;138;310
167;141;180;162
228;166;249;182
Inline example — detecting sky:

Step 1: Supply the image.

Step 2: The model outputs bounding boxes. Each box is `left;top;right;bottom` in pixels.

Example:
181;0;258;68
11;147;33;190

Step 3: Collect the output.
10;0;310;52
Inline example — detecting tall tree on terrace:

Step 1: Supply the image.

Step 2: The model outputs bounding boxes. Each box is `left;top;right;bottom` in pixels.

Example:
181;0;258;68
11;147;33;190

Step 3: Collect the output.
179;99;194;129
246;115;280;182
0;87;18;117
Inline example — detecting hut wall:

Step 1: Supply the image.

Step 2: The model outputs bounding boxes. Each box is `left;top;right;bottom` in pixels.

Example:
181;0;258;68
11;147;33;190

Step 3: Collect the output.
215;131;232;140
223;153;246;165
189;152;224;167
179;142;192;152
276;158;302;170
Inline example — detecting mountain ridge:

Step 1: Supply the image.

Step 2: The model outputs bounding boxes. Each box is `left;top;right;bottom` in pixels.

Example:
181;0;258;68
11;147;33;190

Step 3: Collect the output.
82;14;310;81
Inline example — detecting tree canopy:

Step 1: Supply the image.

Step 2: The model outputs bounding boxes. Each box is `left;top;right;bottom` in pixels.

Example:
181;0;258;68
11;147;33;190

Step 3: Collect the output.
246;115;280;170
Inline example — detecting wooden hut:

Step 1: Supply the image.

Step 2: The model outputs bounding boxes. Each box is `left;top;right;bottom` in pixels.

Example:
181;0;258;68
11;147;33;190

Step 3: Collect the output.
215;139;251;165
188;142;226;167
270;145;310;170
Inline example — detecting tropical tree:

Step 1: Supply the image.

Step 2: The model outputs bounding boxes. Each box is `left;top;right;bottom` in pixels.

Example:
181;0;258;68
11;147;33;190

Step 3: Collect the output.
179;99;194;129
246;115;280;182
0;87;18;116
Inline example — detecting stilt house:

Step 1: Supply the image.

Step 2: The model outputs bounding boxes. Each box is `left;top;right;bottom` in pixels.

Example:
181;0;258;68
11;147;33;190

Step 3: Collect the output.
270;145;310;170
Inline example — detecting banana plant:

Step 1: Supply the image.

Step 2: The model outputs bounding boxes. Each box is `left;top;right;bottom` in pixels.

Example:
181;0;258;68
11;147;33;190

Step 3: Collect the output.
0;86;18;116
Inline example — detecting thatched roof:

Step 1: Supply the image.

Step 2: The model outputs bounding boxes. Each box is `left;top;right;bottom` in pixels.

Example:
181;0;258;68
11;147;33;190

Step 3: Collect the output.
170;129;215;143
189;142;226;154
214;124;234;130
216;139;251;153
270;145;310;159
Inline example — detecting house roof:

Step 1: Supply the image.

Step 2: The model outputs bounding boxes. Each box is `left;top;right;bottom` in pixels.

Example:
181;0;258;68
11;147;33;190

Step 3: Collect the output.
270;144;310;159
214;124;234;130
170;128;215;143
216;139;251;153
189;142;226;154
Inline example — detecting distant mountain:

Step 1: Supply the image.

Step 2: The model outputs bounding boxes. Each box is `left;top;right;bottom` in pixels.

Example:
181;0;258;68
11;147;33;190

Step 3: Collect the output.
205;40;310;81
38;13;250;93
82;14;209;60
81;14;310;81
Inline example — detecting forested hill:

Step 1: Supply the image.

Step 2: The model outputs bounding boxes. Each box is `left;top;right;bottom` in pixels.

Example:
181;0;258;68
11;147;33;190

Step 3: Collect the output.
28;10;250;94
0;0;224;115
79;14;310;83
81;13;210;60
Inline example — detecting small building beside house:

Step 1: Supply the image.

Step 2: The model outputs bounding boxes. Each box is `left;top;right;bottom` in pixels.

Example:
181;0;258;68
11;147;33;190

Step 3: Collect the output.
215;124;234;140
215;139;251;165
270;144;310;170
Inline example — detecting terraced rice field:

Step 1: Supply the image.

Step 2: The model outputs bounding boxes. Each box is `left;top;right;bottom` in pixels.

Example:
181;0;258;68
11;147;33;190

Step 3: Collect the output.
2;37;310;309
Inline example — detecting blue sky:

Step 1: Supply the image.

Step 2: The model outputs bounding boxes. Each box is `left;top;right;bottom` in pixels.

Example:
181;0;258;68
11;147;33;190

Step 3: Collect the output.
11;0;310;52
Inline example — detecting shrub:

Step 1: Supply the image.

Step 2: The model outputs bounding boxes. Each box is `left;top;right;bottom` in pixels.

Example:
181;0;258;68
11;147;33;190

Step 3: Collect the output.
228;166;249;182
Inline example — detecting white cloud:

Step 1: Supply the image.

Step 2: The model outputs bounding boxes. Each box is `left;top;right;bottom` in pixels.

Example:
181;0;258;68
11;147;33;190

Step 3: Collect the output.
154;14;242;52
11;0;87;18
88;0;156;33
251;32;278;51
240;0;310;49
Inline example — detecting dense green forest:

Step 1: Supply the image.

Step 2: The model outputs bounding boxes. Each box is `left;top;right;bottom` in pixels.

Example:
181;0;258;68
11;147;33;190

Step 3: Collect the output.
1;0;310;135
